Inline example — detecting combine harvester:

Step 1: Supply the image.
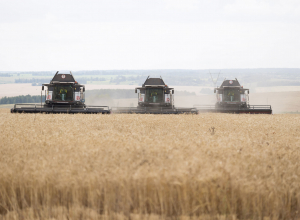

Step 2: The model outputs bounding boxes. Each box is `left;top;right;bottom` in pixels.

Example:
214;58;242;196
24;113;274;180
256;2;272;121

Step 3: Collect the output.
112;76;198;114
195;78;272;114
11;71;110;114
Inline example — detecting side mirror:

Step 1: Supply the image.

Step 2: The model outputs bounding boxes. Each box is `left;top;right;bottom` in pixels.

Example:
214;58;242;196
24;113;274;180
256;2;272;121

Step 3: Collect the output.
42;86;44;91
172;90;174;94
135;89;137;93
83;87;85;92
248;90;249;94
214;89;216;93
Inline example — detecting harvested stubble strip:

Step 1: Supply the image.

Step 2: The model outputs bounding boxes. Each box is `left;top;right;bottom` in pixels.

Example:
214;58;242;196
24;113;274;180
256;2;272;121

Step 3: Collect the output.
0;109;300;219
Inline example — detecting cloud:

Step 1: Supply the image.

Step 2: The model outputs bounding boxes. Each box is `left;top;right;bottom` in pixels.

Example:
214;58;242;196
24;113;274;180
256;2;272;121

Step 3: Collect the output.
163;0;199;11
0;0;299;70
224;0;300;23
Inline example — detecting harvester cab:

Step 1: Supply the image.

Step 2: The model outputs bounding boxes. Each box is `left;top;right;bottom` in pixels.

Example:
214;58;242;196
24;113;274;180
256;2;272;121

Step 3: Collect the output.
43;71;85;106
11;71;110;114
135;76;174;108
214;79;249;109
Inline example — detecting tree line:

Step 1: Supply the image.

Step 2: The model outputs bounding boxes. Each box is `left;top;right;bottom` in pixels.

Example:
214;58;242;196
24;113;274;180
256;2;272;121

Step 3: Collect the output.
14;77;106;85
15;78;50;84
0;73;12;77
0;95;45;104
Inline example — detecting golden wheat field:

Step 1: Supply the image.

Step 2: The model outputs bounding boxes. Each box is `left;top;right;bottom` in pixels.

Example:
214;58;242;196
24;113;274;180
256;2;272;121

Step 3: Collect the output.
0;108;300;220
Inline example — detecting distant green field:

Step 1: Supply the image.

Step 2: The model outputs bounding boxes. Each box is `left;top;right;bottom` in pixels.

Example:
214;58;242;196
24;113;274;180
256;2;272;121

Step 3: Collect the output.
0;75;52;84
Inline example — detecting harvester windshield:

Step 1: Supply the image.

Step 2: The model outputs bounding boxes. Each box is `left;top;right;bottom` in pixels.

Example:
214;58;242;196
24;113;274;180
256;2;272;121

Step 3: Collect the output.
145;88;163;103
53;85;73;101
223;88;240;102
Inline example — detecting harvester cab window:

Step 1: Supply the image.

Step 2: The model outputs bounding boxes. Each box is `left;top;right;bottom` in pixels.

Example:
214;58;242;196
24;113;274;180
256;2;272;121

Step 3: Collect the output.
145;88;163;103
224;89;240;102
54;85;73;101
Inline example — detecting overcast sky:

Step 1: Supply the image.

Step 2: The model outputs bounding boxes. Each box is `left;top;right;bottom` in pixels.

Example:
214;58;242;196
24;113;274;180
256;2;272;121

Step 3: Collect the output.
0;0;299;71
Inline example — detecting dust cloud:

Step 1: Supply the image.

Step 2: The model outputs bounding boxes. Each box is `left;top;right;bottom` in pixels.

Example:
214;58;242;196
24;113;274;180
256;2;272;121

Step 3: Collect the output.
176;91;300;113
250;91;300;114
85;96;114;107
175;95;215;108
86;96;137;108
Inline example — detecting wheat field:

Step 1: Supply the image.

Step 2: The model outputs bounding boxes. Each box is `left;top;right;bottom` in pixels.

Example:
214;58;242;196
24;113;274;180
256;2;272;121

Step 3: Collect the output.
0;108;300;219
